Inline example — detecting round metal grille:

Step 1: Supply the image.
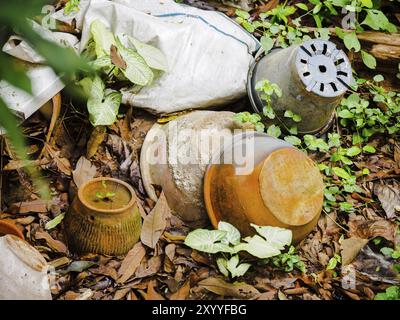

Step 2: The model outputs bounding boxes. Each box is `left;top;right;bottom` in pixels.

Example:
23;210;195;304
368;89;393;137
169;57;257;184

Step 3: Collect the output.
295;39;353;98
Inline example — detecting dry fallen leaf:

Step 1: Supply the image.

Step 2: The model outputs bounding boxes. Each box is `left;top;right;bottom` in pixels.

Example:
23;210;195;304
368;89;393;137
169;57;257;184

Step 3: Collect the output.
113;288;131;300
140;192;170;248
35;231;68;254
72;156;97;188
10;200;57;214
146;280;165;300
87;126;107;159
44;143;72;176
91;264;119;281
170;280;191;300
165;243;176;261
394;142;400;174
135;256;162;278
341;237;369;265
374;184;400;219
348;214;398;243
118;242;146;284
3;158;50;171
198;277;260;299
110;44;127;69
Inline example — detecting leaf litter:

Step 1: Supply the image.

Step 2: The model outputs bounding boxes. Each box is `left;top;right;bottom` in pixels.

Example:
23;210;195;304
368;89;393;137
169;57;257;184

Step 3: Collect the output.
0;1;399;301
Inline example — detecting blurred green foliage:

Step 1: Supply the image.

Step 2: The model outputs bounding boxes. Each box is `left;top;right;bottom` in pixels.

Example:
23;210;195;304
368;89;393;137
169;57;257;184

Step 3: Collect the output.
0;1;88;188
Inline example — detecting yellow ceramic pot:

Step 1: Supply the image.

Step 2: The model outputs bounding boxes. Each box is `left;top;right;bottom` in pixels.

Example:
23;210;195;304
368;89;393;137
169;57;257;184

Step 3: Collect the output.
204;141;324;243
64;177;142;256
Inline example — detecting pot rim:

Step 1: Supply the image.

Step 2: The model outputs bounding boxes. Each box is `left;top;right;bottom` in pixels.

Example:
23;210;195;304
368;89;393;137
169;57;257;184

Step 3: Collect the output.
77;177;136;214
0;219;24;239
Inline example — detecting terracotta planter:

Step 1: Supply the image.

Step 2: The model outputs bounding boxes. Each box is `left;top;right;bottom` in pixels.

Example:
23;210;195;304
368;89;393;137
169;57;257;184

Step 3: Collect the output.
0;219;24;239
64;177;142;256
204;133;324;243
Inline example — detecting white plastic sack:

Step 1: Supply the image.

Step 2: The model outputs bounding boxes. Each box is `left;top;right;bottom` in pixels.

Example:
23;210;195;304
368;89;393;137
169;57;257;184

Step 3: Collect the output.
74;0;260;114
0;21;79;124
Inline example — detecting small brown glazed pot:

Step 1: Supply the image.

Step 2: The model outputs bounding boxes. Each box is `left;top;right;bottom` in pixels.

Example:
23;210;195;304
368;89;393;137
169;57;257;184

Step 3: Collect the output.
0;219;24;239
204;146;324;243
64;177;142;256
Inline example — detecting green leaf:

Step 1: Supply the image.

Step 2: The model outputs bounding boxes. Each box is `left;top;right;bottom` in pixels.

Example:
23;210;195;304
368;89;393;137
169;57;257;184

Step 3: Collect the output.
64;0;80;15
236;9;250;19
0;97;26;157
128;36;168;72
343;32;360;52
226;255;251;278
234;235;281;259
346;146;361;157
312;14;322;28
326;256;338;270
90;56;113;71
284;136;302;146
86;76;122;126
216;257;230;277
339;202;353;212
267;125;281;138
373;74;384;82
243;21;255;33
374;286;400;300
250;224;292;250
362;9;396;32
335;26;345;40
332;167;351;180
380;247;394;256
184;229;233;254
363;145;376;153
0;53;32;93
328;133;341;148
218;221;241;246
338;109;353;119
295;3;309;11
361;50;376;69
362;168;370;175
116;37;154;86
45;213;66;230
260;35;274;54
289;126;298;135
90;20;116;58
360;0;373;8
352;133;363;145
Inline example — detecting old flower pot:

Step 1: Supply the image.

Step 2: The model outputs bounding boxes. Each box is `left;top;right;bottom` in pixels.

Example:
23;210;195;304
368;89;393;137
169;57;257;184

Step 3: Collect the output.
140;110;237;227
64;177;142;256
204;132;324;243
248;39;352;134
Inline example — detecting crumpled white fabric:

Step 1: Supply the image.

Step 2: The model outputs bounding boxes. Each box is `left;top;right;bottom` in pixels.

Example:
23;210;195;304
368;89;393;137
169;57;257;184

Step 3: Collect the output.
75;0;259;114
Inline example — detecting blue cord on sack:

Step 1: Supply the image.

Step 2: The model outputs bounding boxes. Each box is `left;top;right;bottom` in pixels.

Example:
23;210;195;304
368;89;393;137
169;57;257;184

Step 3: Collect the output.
154;12;260;55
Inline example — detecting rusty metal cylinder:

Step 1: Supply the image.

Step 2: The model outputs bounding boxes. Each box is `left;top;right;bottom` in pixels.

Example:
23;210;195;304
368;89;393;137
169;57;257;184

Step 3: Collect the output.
248;39;353;134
